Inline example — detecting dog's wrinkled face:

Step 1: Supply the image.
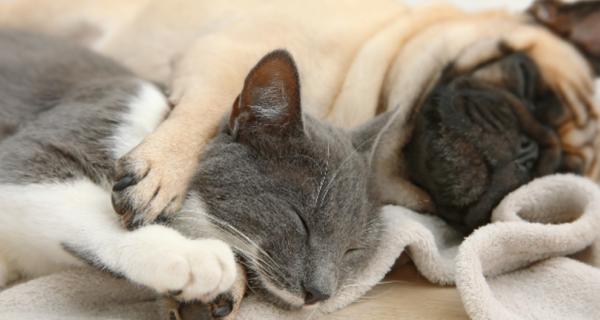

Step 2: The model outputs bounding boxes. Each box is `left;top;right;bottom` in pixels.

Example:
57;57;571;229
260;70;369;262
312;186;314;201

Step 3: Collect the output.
179;51;383;310
400;0;600;234
405;53;565;233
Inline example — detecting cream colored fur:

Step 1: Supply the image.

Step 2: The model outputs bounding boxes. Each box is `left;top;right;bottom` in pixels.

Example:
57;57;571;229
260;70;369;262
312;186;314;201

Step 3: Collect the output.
0;81;238;303
1;1;599;319
0;0;598;220
2;0;596;221
2;174;600;320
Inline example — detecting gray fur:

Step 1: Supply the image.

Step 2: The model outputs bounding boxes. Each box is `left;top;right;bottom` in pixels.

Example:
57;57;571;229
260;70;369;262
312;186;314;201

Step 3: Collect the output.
178;115;382;308
0;29;139;186
0;32;385;309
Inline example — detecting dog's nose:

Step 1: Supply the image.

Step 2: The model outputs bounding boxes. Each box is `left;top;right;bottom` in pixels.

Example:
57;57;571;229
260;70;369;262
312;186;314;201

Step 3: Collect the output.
304;286;330;305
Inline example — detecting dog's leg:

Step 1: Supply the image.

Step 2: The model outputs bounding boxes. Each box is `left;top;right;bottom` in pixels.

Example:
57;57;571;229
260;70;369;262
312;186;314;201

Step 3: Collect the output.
110;103;218;230
111;38;259;229
0;0;145;48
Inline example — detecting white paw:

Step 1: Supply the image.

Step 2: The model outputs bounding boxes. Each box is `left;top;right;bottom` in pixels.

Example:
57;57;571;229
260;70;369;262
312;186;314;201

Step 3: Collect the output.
121;225;237;302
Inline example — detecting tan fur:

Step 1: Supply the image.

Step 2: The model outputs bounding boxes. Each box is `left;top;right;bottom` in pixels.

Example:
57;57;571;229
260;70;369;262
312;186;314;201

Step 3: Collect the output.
0;1;598;318
2;0;412;223
2;0;596;220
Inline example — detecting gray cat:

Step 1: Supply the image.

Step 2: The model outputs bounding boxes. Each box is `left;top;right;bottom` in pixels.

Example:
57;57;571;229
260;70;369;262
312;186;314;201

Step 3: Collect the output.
0;29;386;315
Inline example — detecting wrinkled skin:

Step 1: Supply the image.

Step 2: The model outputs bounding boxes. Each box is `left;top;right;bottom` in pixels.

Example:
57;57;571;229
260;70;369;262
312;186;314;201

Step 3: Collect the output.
405;54;566;233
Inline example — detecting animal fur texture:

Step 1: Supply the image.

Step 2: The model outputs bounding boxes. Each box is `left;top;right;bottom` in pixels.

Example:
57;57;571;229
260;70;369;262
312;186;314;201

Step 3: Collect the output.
0;30;397;319
1;0;600;318
2;0;597;230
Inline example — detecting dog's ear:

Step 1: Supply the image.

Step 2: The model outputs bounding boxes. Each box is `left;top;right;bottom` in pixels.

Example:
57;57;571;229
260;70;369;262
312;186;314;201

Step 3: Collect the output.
529;0;600;73
229;50;303;143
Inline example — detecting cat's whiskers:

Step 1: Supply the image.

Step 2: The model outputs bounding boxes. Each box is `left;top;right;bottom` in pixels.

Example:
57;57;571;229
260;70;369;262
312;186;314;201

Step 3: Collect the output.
176;213;266;261
304;304;320;320
312;142;331;210
176;217;278;277
236;263;264;296
348;217;381;250
339;277;368;291
339;276;396;291
340;283;365;289
176;213;289;282
208;221;290;282
233;251;281;283
317;137;371;208
375;280;404;285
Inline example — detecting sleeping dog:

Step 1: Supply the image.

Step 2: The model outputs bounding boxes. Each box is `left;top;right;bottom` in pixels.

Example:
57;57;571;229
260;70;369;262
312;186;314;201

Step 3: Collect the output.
400;1;600;232
1;0;598;233
405;52;581;232
1;0;598;236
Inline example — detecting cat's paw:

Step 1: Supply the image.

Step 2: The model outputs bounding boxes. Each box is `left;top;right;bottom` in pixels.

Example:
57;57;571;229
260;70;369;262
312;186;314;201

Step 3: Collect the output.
123;226;237;302
164;293;238;320
112;146;193;230
161;265;246;320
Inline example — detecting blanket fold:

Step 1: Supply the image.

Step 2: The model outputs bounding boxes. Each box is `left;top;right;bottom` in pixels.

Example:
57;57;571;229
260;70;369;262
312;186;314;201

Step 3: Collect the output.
2;174;600;320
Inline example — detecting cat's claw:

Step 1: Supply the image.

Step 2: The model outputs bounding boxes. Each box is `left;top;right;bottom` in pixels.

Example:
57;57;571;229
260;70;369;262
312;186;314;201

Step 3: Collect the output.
166;293;235;320
111;151;187;230
122;226;237;302
161;264;247;320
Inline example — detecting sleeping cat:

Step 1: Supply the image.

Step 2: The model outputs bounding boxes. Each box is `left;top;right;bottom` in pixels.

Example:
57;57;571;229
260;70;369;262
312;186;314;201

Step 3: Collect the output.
0;29;385;314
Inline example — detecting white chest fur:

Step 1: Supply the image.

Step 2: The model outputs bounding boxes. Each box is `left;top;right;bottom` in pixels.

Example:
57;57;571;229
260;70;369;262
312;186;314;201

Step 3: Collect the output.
0;81;237;303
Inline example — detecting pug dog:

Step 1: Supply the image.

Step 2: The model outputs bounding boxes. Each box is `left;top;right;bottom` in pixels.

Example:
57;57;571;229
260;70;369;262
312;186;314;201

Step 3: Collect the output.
1;1;599;318
396;1;600;232
1;0;597;234
404;53;565;232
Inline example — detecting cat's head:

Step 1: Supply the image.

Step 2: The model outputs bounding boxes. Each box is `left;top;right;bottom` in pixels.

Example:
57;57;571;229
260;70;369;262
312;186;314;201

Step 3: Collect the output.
178;50;386;310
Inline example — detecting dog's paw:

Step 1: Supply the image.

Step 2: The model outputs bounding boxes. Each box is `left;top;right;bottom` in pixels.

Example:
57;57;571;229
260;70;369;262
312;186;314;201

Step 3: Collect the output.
112;148;190;230
122;226;237;302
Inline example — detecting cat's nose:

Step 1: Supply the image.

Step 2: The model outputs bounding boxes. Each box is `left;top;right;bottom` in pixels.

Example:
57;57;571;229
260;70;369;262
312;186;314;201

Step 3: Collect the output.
304;286;330;305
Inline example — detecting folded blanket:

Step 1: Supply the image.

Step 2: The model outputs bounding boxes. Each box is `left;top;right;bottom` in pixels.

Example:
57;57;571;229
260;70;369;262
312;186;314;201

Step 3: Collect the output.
2;174;599;320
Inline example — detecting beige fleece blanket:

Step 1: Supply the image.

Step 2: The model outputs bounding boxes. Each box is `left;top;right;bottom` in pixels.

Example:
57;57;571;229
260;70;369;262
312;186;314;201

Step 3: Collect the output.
1;174;599;320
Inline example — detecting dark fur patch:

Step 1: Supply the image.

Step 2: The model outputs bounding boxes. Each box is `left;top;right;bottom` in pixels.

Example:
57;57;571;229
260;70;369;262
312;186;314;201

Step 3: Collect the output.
405;53;566;233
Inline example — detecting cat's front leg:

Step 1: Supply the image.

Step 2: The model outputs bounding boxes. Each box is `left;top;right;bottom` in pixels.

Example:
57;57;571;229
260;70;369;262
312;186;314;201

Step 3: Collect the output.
160;263;247;320
83;225;238;302
121;226;237;302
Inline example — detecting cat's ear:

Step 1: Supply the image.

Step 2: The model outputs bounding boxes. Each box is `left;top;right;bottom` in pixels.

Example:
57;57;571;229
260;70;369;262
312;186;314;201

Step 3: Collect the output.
229;50;303;143
529;0;600;73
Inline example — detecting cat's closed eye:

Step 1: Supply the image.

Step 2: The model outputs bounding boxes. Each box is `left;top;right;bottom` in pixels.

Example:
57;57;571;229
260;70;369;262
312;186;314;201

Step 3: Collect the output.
343;247;364;258
291;205;309;236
